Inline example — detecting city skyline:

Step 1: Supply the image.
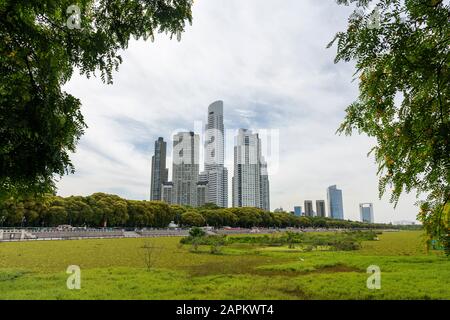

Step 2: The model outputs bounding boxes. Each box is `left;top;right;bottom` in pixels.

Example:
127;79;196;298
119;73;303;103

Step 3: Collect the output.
151;129;373;222
151;102;271;210
57;0;420;223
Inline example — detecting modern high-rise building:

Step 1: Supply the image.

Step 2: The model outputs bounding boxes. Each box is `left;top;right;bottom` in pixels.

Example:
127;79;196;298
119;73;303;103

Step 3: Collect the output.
203;101;228;207
260;158;270;211
294;206;302;216
304;200;314;216
232;129;270;209
150;137;168;201
316;200;326;217
327;185;344;220
172;132;200;207
161;182;173;204
360;203;374;223
197;181;208;207
204;101;225;171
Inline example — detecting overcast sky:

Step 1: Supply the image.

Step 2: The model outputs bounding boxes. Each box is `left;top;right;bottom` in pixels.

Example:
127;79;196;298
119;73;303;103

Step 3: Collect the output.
59;0;420;223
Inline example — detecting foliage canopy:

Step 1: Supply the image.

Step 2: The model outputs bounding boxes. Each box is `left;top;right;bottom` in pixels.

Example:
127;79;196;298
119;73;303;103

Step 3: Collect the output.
329;0;449;249
0;0;193;199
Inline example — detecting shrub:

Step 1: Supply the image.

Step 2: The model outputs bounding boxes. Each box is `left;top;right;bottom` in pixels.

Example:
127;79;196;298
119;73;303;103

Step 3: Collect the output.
219;231;374;252
180;234;227;246
189;227;206;238
210;242;223;255
332;239;361;251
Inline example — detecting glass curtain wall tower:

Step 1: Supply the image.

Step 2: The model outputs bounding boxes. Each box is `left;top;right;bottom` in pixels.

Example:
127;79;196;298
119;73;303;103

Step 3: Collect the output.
203;101;228;207
172;132;200;207
150;137;168;200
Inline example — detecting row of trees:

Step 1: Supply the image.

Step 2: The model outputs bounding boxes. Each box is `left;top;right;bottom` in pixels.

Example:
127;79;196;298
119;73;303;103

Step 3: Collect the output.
0;193;403;230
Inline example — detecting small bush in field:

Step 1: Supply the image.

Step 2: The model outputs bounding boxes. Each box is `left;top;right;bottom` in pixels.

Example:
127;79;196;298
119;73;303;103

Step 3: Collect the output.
180;234;227;246
228;230;377;251
332;239;361;251
189;227;206;238
210;242;223;255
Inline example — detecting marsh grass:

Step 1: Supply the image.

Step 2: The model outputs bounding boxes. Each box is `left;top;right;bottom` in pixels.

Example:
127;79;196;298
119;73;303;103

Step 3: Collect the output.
0;231;448;299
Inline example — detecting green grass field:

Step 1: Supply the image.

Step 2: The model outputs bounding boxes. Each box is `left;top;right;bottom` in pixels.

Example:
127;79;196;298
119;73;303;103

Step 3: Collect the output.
0;231;448;299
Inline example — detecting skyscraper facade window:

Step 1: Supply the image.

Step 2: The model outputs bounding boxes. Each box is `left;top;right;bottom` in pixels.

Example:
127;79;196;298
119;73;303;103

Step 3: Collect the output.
150;137;168;201
327;185;344;220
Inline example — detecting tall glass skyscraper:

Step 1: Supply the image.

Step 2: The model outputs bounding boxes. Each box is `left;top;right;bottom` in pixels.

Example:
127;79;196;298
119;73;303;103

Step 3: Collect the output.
203;101;228;207
260;158;270;211
327;185;344;220
150;137;168;200
172;132;199;207
232;129;270;210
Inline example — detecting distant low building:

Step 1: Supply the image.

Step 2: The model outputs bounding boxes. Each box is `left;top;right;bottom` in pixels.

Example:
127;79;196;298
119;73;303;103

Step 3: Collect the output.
316;200;326;217
360;203;374;223
393;220;417;226
304;200;314;217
